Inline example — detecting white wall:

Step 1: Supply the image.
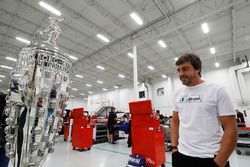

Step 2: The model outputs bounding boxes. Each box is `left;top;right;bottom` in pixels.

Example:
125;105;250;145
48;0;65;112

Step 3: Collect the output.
241;71;250;126
87;89;118;113
68;64;250;126
66;97;88;111
77;67;237;115
163;66;250;126
202;68;234;101
86;83;152;114
117;88;135;111
87;88;135;114
156;67;236;116
151;77;174;116
243;71;250;102
150;67;234;116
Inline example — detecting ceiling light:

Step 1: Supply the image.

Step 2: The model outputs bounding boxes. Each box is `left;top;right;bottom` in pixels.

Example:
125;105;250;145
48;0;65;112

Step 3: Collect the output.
80;93;85;96
210;47;216;54
0;80;2;82
97;80;103;84
118;74;125;78
84;97;88;100
96;34;110;43
39;1;62;16
0;75;6;78
201;22;209;34
214;62;220;67
68;55;78;60
127;52;134;58
13;74;22;77
161;74;167;78
130;12;143;25
174;57;178;61
147;65;154;70
0;65;13;70
72;88;78;91
113;85;119;89
16;37;31;44
69;95;75;98
86;84;92;87
158;40;167;48
6;57;17;62
96;65;105;70
75;74;83;78
88;91;93;94
102;88;108;91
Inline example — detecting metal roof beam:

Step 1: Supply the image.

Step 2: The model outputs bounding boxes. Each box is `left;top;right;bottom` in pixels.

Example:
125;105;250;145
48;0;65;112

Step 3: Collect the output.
73;0;245;73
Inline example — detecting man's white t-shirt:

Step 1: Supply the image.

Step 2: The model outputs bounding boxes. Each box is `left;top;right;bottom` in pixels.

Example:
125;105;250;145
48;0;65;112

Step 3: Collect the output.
174;81;235;158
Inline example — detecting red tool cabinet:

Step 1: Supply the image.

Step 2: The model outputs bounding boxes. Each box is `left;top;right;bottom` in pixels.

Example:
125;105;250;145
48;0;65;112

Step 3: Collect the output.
71;108;93;151
129;100;166;167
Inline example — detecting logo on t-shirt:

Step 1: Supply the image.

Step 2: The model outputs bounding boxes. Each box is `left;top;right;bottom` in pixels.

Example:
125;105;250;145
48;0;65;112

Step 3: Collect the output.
179;95;202;103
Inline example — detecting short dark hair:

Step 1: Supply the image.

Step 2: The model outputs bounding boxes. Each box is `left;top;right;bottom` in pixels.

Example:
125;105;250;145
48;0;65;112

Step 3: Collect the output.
175;53;202;77
156;110;160;114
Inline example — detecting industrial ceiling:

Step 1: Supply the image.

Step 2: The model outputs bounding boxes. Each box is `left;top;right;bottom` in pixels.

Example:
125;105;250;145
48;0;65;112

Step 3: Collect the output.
0;0;250;97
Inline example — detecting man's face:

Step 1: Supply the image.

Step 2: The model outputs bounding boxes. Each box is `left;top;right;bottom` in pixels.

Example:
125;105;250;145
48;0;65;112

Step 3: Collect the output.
176;61;200;86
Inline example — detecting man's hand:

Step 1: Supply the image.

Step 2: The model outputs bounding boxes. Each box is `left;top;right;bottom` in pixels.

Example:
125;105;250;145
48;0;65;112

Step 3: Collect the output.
172;148;178;153
211;159;220;167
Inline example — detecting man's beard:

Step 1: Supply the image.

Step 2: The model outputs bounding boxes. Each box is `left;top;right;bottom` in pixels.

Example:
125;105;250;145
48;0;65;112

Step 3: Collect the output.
180;74;195;86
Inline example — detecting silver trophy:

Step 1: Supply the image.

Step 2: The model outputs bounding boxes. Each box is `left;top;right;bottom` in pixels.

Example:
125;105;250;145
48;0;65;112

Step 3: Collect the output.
4;17;72;167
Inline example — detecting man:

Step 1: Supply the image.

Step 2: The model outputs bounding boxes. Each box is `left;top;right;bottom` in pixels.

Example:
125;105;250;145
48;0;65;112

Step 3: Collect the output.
171;53;237;167
235;109;246;127
156;110;164;120
127;119;132;147
107;107;117;144
0;92;10;167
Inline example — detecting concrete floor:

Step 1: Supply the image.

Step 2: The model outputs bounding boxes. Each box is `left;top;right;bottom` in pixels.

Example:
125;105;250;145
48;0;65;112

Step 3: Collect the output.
44;137;249;167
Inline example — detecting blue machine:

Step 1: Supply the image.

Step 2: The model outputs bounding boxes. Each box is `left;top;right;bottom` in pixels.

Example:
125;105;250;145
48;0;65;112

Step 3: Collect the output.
127;155;145;167
115;122;129;132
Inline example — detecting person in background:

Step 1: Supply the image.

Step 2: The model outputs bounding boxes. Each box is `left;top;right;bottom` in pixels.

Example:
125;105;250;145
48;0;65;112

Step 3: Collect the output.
127;119;132;148
107;107;117;144
171;53;237;167
156;110;165;124
0;92;9;167
156;110;164;120
235;109;246;127
168;116;172;127
122;113;129;123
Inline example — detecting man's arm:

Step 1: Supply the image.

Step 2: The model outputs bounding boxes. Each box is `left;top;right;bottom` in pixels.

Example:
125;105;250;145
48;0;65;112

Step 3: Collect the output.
170;112;179;152
214;115;237;167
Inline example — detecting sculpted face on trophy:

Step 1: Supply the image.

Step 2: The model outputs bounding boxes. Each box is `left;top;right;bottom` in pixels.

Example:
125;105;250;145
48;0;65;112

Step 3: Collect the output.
4;17;72;167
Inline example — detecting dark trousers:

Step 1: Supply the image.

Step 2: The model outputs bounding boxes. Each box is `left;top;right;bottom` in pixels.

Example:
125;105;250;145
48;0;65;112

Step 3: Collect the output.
127;120;132;147
0;148;9;167
172;151;230;167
